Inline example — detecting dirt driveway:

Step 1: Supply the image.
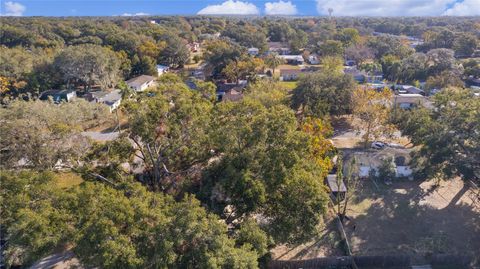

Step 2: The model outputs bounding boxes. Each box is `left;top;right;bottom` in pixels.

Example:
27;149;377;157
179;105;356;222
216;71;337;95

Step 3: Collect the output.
330;116;410;149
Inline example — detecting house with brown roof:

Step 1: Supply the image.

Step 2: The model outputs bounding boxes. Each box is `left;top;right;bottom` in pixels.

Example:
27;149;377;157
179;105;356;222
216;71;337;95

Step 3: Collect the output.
126;75;156;92
268;42;290;55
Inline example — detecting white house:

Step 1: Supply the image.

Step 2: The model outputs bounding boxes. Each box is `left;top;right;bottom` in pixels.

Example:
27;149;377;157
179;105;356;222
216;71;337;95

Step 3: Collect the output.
280;69;302;81
394;94;431;109
156;65;169;76
353;148;413;179
279;55;304;65
126;75;156;92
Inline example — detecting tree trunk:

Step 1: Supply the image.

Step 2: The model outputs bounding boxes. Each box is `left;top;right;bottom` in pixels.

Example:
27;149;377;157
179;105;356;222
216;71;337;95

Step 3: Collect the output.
364;121;372;149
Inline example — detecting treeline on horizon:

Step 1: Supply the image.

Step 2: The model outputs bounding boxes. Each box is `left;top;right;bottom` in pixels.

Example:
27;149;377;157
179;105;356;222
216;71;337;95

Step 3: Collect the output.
1;15;479;99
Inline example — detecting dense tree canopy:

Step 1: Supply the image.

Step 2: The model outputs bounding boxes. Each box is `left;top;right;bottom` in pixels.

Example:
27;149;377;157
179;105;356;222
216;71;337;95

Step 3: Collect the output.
123;79;214;191
54;44;121;90
157;35;190;68
0;100;111;170
0;171;260;268
203;39;244;78
292;71;356;117
200;98;331;244
394;88;480;183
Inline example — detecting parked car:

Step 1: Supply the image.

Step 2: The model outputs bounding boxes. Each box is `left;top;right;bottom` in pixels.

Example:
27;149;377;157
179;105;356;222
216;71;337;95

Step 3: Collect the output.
371;141;385;149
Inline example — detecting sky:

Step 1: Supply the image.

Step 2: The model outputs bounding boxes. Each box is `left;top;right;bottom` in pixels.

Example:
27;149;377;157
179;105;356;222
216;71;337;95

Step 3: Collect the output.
1;0;479;17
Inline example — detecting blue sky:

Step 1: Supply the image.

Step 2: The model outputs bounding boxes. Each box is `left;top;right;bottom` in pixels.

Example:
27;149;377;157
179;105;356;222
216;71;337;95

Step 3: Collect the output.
1;0;479;17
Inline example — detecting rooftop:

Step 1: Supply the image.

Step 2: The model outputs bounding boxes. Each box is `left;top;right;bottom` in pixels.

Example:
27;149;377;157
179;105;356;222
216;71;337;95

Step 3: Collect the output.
126;75;156;87
279;55;304;61
280;69;303;75
157;65;169;70
326;174;347;193
91;89;122;105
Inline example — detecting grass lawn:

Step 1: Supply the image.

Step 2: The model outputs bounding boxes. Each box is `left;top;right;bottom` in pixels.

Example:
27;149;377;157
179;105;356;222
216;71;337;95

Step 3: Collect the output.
54;172;84;189
278;81;298;90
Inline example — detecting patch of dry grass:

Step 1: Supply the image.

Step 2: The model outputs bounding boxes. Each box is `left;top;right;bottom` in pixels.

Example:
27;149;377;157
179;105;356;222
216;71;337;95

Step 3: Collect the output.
54;172;84;189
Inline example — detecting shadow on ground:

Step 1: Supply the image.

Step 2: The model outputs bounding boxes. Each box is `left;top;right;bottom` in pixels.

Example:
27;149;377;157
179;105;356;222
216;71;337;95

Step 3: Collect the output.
344;180;480;264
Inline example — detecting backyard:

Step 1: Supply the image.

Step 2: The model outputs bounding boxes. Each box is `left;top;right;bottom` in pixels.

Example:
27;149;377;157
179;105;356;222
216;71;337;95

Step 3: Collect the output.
344;178;480;258
271;172;480;264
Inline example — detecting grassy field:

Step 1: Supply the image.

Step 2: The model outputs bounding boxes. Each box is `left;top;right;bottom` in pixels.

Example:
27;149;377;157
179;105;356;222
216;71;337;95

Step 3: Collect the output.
54;172;84;189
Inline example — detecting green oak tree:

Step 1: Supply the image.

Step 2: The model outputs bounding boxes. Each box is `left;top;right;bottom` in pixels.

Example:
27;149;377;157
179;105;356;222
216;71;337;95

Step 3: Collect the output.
292;71;356;117
393;88;480;183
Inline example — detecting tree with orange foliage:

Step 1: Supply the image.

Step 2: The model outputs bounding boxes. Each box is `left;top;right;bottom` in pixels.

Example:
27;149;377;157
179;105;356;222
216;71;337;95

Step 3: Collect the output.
352;87;395;148
222;57;264;84
301;117;335;179
0;76;10;95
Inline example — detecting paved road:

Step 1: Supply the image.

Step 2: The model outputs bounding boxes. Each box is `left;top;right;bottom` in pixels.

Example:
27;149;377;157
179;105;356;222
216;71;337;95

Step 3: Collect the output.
30;251;83;269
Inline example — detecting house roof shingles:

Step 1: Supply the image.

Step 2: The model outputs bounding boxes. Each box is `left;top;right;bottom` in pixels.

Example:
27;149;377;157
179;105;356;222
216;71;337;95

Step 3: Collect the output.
126;75;155;88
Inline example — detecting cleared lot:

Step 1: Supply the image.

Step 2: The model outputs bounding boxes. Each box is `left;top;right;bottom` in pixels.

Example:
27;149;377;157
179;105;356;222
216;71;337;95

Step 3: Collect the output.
344;178;480;258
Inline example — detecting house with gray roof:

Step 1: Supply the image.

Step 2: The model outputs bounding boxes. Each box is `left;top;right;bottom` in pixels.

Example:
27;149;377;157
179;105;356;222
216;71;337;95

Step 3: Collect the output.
85;89;122;112
126;75;156;92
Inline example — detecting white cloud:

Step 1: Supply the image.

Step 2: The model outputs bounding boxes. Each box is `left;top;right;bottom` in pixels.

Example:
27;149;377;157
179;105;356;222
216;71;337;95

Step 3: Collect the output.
443;0;480;15
121;12;149;16
2;1;26;16
316;0;457;16
265;1;298;15
197;0;259;15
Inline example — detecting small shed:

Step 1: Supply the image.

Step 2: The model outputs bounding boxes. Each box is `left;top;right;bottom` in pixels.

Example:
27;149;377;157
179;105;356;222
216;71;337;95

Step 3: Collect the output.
326;174;347;200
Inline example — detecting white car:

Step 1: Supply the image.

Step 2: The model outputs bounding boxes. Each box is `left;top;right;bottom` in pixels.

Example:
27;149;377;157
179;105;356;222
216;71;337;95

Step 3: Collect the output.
371;141;385;149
